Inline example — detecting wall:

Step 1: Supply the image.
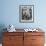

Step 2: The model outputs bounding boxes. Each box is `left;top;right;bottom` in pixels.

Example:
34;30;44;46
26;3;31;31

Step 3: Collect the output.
0;0;46;29
0;0;46;43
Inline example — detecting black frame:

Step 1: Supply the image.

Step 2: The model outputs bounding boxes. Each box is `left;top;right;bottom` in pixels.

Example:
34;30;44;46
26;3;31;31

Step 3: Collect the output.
19;5;34;23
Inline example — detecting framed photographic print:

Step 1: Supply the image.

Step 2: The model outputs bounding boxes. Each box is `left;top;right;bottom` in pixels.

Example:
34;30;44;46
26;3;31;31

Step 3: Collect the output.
19;5;34;23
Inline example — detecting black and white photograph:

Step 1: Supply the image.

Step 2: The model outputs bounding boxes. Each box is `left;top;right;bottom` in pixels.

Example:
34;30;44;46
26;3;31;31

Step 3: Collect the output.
19;5;34;23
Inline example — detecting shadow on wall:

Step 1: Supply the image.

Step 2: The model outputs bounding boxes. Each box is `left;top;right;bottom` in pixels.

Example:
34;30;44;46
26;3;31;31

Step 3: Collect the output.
0;24;7;43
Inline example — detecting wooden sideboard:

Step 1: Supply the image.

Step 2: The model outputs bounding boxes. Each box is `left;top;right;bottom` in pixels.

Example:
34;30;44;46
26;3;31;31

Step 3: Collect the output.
2;30;45;46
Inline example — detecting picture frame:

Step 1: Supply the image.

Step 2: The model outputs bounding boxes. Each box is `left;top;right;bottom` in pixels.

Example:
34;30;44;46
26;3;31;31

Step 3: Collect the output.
19;5;34;23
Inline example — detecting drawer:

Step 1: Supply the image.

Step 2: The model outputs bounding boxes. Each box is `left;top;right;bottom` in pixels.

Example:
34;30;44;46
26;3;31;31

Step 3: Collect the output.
24;36;32;45
24;35;44;45
24;32;44;36
3;43;23;46
31;44;44;46
3;36;23;46
3;35;23;44
3;32;23;36
24;36;32;40
3;36;15;44
32;36;45;44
